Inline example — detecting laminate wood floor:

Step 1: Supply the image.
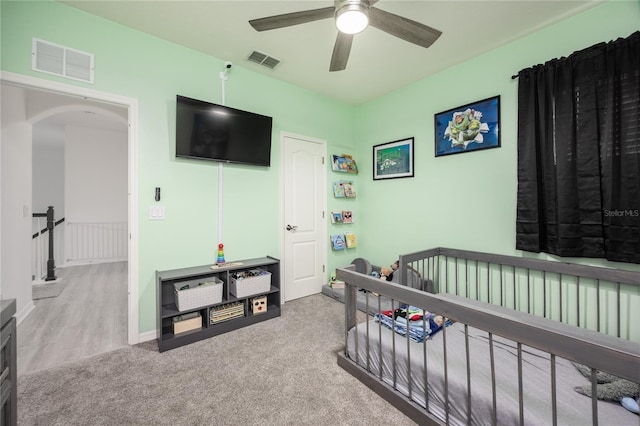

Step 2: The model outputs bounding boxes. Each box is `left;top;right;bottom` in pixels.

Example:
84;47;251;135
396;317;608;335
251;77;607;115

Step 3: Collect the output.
17;261;128;376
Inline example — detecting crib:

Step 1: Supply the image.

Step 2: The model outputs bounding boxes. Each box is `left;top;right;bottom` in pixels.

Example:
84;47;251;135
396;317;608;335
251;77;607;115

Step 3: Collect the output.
336;247;640;425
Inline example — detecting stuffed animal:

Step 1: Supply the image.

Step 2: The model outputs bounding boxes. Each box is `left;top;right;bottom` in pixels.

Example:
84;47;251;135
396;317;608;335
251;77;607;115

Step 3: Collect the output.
572;362;639;404
431;314;445;327
380;266;394;281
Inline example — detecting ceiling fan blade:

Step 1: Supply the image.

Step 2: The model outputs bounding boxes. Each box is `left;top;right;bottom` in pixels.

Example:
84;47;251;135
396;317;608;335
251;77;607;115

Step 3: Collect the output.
329;32;354;72
249;7;335;31
369;7;442;48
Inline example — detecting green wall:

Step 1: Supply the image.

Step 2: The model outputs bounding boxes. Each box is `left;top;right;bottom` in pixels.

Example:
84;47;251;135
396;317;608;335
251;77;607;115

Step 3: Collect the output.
1;0;356;333
354;0;640;270
2;0;638;335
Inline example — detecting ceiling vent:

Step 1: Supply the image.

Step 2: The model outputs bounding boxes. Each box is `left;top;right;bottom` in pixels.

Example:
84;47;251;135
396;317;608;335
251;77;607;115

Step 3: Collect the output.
246;50;281;70
32;38;95;84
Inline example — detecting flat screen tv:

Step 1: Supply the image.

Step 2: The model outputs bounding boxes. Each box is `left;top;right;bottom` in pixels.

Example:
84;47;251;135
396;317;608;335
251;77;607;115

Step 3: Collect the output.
175;95;273;166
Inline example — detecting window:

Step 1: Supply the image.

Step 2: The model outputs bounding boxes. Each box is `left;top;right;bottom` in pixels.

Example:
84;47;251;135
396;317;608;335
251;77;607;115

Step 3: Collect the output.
515;31;640;264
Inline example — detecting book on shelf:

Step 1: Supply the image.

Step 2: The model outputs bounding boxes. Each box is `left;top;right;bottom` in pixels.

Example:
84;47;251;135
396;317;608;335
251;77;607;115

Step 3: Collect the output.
342;210;353;223
332;154;358;174
344;232;357;248
330;234;346;250
342;181;356;198
333;180;356;198
331;211;344;223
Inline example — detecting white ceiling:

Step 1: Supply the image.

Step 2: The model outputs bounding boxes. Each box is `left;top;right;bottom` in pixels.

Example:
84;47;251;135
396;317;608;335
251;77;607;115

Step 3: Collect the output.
59;0;603;105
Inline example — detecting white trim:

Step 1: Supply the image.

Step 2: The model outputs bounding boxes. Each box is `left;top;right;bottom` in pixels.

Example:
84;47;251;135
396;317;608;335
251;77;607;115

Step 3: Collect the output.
29;104;127;127
128;96;140;345
1;70;140;345
15;300;35;326
138;329;157;343
279;131;328;303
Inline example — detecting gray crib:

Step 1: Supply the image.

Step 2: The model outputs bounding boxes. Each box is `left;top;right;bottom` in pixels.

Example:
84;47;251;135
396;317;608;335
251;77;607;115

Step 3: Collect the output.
336;247;640;425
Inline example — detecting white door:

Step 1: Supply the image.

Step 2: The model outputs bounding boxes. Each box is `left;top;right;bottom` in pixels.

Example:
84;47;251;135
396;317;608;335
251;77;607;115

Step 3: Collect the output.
281;133;327;301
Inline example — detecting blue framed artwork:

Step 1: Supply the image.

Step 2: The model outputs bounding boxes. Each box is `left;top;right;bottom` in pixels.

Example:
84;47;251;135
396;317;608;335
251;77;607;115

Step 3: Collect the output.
373;137;414;180
434;96;500;157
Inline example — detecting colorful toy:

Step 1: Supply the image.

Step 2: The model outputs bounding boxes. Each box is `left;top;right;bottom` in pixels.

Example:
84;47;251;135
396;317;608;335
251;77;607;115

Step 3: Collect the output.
251;296;267;315
216;243;225;264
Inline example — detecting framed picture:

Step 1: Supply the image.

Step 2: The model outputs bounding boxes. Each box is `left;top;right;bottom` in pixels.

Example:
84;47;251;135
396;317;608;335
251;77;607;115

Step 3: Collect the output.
373;137;414;180
434;95;500;157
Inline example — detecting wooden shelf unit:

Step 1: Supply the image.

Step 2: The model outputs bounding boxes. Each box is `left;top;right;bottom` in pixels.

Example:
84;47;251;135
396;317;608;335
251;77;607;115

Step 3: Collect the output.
156;256;280;352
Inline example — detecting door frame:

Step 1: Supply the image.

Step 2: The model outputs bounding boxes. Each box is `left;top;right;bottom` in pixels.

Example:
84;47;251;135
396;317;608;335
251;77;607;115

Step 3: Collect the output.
279;131;328;302
0;70;140;345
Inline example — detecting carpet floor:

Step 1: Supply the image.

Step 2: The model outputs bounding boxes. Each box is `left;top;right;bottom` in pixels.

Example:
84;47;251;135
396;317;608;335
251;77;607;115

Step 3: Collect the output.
18;293;416;425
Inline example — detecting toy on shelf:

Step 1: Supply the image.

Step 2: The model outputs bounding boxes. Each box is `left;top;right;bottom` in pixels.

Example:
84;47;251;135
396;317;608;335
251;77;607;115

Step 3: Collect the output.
216;243;225;264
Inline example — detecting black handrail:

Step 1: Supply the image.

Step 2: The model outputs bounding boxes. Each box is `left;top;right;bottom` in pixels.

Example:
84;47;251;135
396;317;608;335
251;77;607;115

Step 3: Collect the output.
32;217;65;239
31;206;58;281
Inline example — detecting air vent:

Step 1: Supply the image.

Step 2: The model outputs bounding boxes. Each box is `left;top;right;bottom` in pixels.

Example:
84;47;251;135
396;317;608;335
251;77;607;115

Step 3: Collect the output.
246;50;281;70
32;38;94;84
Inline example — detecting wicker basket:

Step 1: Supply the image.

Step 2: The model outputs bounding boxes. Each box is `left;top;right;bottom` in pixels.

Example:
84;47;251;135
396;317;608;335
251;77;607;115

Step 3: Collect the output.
230;269;271;298
174;277;223;311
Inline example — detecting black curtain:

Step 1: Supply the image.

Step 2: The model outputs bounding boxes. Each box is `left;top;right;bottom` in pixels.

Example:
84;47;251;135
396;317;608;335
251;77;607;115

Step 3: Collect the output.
516;31;640;264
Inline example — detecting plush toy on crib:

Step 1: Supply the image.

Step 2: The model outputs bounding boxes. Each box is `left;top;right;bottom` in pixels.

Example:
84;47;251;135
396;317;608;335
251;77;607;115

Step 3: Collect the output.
379;266;394;281
378;260;400;281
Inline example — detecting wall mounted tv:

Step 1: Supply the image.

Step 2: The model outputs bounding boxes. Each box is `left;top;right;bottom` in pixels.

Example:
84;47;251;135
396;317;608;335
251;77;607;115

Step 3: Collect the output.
175;95;273;166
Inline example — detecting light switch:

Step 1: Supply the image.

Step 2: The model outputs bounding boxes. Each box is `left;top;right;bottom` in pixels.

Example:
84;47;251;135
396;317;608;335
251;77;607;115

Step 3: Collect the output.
149;205;165;220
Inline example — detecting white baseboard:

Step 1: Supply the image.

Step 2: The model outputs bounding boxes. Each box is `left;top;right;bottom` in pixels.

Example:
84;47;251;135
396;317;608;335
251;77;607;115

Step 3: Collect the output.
64;258;127;267
138;330;157;343
15;300;35;326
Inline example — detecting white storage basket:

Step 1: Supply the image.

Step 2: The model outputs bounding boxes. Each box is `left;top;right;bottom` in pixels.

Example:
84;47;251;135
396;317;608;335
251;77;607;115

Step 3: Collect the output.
174;277;223;311
230;269;271;298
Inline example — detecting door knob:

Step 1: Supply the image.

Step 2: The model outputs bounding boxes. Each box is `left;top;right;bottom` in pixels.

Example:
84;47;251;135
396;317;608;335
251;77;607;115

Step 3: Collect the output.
286;224;298;231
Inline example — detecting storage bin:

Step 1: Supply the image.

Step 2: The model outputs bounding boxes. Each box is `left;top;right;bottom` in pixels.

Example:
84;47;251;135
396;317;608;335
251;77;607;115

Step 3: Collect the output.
173;312;202;334
229;269;271;298
174;277;223;311
210;302;244;324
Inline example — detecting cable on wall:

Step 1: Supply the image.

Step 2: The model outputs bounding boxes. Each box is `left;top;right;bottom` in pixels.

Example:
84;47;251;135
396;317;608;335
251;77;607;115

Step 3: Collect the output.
216;61;232;264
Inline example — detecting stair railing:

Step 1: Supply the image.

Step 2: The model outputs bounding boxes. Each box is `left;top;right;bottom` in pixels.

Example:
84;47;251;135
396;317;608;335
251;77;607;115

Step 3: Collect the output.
32;206;63;281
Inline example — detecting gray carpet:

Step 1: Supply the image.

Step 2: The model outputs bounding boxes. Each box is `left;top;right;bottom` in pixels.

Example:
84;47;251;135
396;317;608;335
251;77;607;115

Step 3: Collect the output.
18;294;417;426
32;281;66;300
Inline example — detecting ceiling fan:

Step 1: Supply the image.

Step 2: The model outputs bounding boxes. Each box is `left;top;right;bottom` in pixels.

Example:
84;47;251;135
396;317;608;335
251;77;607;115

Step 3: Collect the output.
249;0;442;72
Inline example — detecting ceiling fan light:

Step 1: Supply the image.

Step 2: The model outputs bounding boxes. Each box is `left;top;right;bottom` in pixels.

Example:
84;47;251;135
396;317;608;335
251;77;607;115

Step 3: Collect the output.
335;3;369;34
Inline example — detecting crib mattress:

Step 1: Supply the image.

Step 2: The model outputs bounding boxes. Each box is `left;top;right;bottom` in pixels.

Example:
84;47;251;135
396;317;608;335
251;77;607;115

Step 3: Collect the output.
347;320;637;426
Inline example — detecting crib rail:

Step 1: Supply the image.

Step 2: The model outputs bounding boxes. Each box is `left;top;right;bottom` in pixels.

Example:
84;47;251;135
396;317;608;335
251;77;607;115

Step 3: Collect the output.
337;266;640;426
398;247;640;341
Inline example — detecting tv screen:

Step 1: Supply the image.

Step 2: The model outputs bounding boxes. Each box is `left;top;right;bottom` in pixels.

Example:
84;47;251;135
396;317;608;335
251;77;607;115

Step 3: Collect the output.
175;95;273;166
